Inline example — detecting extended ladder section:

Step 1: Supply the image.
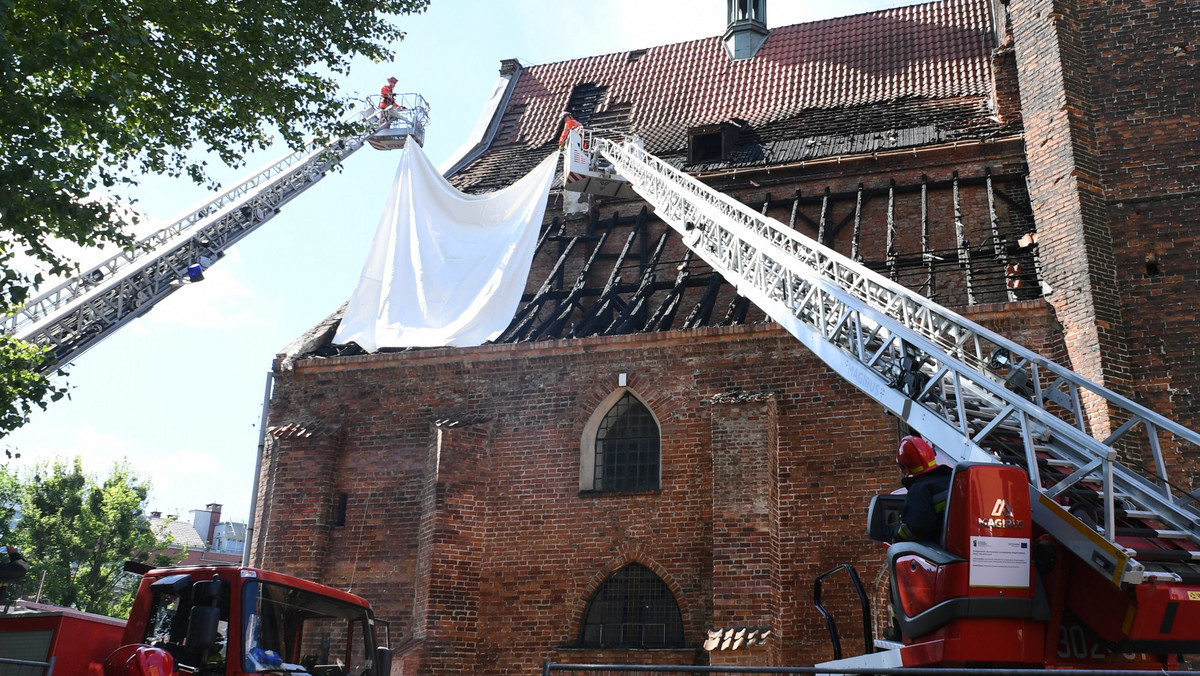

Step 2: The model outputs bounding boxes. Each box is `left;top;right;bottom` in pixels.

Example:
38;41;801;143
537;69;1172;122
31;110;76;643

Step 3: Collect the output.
4;101;424;373
572;129;1200;588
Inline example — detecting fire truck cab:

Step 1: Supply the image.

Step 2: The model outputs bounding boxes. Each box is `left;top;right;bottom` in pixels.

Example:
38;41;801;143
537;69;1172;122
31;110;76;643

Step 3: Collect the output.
116;566;391;676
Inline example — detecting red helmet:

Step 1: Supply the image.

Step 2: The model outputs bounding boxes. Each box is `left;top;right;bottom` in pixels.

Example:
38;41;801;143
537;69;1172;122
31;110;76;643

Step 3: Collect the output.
897;435;937;476
387;76;398;83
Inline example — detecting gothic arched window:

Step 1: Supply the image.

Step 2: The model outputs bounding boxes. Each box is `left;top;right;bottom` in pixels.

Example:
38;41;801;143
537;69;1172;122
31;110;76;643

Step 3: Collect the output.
580;564;685;649
591;392;660;492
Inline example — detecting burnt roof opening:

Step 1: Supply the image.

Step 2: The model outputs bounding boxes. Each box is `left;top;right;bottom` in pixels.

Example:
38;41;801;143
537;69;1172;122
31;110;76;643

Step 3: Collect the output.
565;83;608;124
688;123;740;166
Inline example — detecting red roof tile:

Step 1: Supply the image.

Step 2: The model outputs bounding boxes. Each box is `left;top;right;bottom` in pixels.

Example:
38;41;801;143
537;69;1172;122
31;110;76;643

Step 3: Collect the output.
504;0;995;151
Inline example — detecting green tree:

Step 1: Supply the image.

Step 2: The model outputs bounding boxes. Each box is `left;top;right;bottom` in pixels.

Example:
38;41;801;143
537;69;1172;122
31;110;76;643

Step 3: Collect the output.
0;0;431;432
8;458;176;616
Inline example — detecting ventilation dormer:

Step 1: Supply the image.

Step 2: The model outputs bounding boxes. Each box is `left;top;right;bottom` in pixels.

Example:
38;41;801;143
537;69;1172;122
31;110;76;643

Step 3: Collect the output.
688;122;740;165
724;0;768;61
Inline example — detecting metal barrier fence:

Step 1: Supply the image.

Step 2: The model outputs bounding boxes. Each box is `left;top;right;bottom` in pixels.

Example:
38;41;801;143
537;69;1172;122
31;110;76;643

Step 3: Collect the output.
543;665;1200;676
0;656;55;676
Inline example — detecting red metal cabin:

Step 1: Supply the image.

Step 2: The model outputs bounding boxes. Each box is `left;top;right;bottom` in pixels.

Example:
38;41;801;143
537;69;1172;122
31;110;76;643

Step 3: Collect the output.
0;566;390;676
842;463;1196;671
0;601;125;675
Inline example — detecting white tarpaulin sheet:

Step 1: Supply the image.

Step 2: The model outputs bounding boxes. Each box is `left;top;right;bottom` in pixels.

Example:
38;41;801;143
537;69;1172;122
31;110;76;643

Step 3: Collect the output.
334;144;557;351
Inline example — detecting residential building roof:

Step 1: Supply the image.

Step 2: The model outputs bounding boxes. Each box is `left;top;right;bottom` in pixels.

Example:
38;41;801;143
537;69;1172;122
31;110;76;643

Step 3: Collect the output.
148;515;206;550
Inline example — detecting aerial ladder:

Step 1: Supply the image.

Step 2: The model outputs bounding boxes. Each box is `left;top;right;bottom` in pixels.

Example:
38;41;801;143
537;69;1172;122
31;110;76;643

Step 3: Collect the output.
3;94;430;373
565;126;1200;666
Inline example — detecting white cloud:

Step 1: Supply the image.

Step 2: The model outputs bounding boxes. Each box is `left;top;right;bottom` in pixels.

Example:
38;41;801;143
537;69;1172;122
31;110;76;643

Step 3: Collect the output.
144;447;254;523
14;425;135;470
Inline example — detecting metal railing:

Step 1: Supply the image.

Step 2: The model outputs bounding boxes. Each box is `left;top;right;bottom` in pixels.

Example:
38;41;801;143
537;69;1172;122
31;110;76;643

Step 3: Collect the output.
587;130;1200;585
544;665;1200;676
812;564;873;662
0;656;55;676
7;105;388;372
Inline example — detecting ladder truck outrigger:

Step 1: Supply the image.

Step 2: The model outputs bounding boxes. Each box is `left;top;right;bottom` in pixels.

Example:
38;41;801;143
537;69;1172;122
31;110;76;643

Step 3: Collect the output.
564;125;1200;671
2;93;430;374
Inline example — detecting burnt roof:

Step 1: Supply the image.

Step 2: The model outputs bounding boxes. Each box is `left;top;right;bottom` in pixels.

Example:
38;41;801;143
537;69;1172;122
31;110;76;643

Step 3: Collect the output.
450;0;1008;193
290;0;1027;363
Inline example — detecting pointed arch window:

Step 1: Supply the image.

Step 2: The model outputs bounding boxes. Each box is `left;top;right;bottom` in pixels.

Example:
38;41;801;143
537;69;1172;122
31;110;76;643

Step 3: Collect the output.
591;392;660;492
580;564;684;649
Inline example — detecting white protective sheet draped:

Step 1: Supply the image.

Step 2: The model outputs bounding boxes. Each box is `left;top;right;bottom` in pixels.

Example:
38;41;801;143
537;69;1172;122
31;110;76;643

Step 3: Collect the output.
333;144;557;351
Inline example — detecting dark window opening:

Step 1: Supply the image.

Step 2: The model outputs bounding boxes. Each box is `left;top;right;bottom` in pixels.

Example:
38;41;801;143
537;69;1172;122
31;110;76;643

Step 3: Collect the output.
594;393;660;492
690;132;723;164
580;563;685;649
688;123;739;165
730;0;765;23
334;493;348;528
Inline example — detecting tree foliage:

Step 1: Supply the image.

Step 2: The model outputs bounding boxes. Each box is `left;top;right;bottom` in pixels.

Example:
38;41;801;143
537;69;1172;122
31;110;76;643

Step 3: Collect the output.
0;0;430;432
0;336;65;432
3;458;177;616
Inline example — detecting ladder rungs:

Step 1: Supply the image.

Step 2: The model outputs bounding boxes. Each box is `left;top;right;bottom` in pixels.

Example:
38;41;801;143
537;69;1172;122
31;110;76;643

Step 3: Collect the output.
1129;548;1200;563
1116;527;1192;540
594;133;1200;589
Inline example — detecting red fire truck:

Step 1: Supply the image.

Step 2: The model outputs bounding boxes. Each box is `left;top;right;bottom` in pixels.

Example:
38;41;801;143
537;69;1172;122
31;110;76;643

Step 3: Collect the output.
0;565;391;676
835;462;1200;671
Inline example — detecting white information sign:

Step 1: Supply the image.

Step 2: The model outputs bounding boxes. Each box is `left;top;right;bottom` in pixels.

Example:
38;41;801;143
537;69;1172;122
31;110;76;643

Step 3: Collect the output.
969;536;1031;588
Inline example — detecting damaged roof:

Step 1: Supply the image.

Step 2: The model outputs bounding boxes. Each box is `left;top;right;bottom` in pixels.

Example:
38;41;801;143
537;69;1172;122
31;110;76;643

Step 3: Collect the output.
291;0;1025;362
450;0;1007;193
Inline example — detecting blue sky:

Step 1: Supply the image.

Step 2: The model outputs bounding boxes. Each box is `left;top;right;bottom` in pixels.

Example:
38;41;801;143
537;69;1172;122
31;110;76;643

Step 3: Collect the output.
5;0;910;525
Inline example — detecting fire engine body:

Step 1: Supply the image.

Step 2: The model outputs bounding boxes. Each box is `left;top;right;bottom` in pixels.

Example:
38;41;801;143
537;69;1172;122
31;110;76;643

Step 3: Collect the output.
0;601;125;675
0;566;391;676
843;463;1200;671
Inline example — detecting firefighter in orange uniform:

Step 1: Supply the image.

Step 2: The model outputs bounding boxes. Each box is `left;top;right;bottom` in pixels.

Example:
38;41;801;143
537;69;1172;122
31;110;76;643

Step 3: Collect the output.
380;76;398;111
558;112;583;147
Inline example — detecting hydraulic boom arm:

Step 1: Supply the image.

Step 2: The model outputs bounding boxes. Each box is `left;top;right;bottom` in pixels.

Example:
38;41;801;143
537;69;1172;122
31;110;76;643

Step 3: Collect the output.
572;128;1200;588
4;101;427;373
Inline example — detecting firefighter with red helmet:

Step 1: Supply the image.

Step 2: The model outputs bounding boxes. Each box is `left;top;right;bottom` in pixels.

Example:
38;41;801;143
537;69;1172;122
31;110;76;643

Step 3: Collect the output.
890;435;953;543
380;76;399;110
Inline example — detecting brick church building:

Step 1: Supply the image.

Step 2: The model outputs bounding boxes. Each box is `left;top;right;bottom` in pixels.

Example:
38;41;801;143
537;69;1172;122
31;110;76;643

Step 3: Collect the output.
247;0;1199;673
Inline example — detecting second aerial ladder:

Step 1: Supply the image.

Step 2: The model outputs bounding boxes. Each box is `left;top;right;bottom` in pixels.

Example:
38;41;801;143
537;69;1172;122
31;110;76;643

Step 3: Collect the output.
564;124;1200;649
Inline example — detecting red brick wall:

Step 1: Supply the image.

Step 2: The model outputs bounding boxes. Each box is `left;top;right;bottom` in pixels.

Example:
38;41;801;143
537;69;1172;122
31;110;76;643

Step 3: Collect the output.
710;396;780;666
1009;0;1200;470
1083;0;1200;471
254;299;1059;674
254;422;343;581
1008;0;1131;437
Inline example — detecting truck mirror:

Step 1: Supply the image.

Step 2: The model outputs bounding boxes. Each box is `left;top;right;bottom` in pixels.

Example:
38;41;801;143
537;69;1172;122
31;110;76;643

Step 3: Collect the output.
192;578;221;605
867;494;905;542
375;646;393;676
187;605;220;649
